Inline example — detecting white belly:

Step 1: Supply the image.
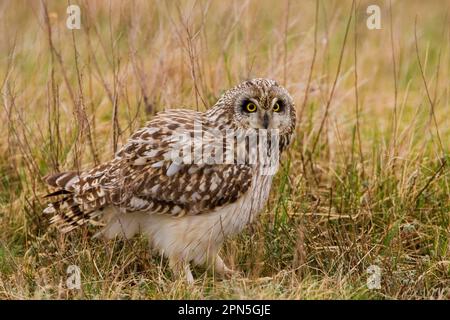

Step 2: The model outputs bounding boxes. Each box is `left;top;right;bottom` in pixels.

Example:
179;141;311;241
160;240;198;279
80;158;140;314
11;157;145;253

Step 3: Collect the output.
99;171;274;265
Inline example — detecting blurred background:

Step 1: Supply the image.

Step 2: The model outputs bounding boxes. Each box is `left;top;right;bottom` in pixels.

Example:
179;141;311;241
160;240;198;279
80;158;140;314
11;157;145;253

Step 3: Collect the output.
0;0;448;299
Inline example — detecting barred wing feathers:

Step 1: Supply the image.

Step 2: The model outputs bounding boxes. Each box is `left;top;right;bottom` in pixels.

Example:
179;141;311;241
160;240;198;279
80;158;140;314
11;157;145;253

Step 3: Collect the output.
43;109;253;232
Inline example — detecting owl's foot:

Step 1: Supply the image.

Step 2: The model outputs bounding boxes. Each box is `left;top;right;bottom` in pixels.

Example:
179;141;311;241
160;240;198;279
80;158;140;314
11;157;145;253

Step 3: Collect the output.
213;255;240;279
170;259;194;284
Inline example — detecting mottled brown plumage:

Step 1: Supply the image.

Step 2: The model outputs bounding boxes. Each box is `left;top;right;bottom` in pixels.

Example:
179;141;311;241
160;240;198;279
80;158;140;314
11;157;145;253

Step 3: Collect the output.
44;78;296;282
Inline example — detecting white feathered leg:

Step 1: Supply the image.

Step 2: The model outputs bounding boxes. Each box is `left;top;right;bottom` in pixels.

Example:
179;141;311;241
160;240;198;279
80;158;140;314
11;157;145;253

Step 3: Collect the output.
169;258;194;284
210;255;237;278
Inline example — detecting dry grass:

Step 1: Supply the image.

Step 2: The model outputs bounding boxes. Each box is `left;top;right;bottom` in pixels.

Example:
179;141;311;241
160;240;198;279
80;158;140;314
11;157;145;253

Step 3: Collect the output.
0;0;449;299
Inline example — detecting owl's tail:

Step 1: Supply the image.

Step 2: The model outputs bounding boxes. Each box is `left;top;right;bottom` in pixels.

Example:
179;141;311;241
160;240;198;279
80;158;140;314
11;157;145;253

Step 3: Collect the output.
43;171;93;233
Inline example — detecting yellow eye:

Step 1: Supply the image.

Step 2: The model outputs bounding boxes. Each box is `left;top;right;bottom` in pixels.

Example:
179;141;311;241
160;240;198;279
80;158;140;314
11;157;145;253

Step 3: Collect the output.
273;102;282;112
245;102;257;113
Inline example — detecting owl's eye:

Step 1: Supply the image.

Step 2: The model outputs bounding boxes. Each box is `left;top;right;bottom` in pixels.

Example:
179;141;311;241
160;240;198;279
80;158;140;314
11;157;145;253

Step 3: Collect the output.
273;101;283;112
244;102;257;113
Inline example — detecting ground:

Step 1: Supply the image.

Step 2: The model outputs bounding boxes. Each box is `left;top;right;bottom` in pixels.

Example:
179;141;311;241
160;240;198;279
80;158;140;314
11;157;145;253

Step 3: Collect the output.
0;0;448;299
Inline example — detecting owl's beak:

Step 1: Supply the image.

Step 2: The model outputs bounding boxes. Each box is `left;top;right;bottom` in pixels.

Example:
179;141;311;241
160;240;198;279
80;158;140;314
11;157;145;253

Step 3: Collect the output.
262;113;270;129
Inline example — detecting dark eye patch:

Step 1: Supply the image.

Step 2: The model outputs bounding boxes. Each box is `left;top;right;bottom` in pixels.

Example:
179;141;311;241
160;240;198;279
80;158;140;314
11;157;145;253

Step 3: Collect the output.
273;99;285;112
241;99;257;113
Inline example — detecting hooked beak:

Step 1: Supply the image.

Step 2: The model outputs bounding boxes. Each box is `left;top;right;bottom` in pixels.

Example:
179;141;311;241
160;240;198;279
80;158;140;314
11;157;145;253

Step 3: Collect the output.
262;113;269;129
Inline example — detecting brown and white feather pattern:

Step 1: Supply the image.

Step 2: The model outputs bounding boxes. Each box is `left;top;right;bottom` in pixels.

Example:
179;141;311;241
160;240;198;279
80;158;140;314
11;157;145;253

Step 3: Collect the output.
43;78;296;276
45;110;252;231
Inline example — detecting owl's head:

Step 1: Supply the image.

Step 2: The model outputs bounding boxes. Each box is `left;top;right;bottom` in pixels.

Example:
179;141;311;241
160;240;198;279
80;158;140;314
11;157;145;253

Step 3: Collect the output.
213;78;296;136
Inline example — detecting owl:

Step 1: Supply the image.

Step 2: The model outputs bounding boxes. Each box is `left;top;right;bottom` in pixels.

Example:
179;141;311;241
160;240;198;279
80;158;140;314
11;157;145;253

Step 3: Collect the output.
43;78;296;283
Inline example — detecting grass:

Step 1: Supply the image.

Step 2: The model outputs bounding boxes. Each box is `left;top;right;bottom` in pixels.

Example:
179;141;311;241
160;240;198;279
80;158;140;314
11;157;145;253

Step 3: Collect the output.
0;0;449;299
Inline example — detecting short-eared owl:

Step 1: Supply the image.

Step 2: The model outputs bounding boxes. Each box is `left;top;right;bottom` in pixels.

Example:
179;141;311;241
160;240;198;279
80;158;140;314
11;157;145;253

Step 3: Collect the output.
44;78;296;283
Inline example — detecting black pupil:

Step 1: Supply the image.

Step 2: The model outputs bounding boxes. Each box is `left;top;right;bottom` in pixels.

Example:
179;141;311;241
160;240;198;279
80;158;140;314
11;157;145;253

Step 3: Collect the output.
243;101;256;112
274;101;283;111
